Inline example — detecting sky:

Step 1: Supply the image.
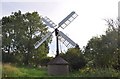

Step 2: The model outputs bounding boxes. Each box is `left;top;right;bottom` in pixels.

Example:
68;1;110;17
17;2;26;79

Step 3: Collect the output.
1;0;120;57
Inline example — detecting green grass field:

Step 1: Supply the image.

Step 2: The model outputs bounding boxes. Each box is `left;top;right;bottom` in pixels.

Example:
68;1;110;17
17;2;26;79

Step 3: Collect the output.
2;63;120;78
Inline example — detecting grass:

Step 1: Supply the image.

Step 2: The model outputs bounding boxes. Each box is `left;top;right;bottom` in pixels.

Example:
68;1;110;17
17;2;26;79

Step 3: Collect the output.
2;64;48;77
18;67;48;77
0;62;2;78
2;63;120;78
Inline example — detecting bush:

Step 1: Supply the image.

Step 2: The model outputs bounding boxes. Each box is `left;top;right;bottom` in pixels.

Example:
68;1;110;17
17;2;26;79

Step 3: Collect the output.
40;57;52;66
72;67;119;77
60;48;86;71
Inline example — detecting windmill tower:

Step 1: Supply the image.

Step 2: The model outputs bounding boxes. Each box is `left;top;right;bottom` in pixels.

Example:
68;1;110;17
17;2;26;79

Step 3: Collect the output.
34;11;78;75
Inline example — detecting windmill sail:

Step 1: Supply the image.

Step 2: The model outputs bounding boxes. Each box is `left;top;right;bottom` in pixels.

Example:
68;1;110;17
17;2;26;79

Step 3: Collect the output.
34;32;53;49
58;31;77;48
58;11;78;29
42;17;57;29
34;11;78;50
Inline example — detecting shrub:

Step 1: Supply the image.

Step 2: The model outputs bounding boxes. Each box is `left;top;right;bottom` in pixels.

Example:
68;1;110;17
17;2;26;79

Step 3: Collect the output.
72;67;119;77
60;48;86;71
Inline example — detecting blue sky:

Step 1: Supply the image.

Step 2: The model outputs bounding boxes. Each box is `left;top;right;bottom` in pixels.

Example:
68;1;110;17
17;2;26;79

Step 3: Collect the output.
1;0;119;57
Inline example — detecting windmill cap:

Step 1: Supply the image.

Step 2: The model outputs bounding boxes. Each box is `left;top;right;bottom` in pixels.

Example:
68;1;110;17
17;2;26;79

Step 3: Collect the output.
48;56;69;65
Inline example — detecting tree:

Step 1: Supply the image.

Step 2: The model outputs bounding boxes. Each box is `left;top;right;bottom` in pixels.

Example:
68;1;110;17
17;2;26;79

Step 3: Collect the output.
84;18;120;69
2;10;52;66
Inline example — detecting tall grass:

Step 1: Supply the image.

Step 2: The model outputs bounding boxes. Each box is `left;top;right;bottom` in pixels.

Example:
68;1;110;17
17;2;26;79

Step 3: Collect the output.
2;64;24;77
0;62;2;78
2;64;48;77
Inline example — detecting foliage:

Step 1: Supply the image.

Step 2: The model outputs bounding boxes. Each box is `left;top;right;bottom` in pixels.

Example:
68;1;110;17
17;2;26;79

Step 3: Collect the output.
84;18;120;69
60;47;86;71
40;57;53;66
2;10;52;66
71;67;120;77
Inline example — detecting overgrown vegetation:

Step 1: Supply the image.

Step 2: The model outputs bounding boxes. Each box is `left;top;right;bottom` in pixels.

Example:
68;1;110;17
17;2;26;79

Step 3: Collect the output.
2;64;120;77
71;67;120;77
